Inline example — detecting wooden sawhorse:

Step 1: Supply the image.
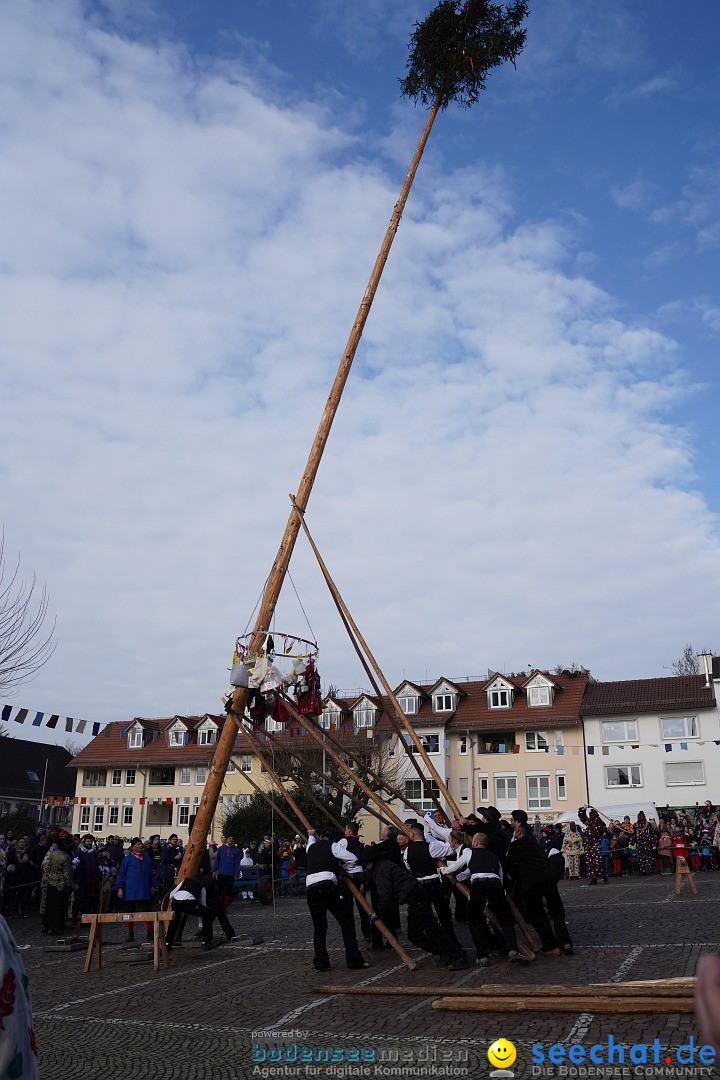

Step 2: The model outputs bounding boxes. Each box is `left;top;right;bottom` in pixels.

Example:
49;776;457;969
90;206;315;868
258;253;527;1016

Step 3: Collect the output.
81;910;174;972
674;855;698;896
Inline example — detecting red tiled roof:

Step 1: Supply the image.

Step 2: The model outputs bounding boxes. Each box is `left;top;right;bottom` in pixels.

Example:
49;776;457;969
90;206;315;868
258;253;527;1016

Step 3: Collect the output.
69;715;253;768
580;676;715;716
373;671;589;733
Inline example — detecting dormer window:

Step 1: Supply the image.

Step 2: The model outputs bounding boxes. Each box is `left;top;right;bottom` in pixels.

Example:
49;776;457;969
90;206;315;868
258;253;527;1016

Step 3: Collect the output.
127;728;143;749
354;707;377;729
399;696;417;715
168;728;185;747
198;726;216;746
528;686;550;707
490;688;511;709
320;705;341;731
525;673;555;708
434;693;456;713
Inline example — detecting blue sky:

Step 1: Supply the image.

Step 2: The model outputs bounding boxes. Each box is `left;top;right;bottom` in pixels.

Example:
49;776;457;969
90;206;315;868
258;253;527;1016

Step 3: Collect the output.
1;0;719;744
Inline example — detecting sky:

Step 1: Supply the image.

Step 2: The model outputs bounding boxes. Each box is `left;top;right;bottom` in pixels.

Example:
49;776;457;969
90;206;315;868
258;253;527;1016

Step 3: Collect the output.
1;0;719;747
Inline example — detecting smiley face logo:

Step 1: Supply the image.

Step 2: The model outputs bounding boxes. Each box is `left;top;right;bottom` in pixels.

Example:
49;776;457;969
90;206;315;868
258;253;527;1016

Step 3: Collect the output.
488;1039;517;1070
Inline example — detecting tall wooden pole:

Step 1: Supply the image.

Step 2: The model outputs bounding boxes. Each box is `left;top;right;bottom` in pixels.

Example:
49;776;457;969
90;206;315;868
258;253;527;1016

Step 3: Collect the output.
178;97;441;883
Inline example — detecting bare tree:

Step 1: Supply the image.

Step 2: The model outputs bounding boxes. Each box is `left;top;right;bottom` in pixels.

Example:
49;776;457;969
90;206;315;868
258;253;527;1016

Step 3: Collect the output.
0;528;57;696
670;645;714;677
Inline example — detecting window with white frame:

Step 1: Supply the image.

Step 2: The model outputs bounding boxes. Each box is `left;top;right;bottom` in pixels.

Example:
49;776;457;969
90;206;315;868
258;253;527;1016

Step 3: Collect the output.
418;734;442;751
459;778;469;803
388;739;396;757
605;765;642;788
404;778;441;811
122;805;133;826
556;772;567;800
319;707;339;731
93;805;104;832
108;806;119;825
237;795;250;809
554;730;564;749
478;775;489;802
458;735;468;755
434;693;455;713
111;769;122;786
265;718;285;733
240;754;252;773
169;728;185;746
528;685;551;707
179;767;191;785
83;769;107;787
527;775;551;810
195;766;207;785
125;769;136;786
601;720;638;743
127;728;143;749
80;806;90;828
399;696;417;715
494;775;517;805
489;688;511;709
665;761;705;786
354;708;376;728
178;805;190;826
525;731;549;752
198;726;216;746
226;758;237;773
661;716;699;740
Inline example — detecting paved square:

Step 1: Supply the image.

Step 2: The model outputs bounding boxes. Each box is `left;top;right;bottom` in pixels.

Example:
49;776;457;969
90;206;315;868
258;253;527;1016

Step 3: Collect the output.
14;872;715;1079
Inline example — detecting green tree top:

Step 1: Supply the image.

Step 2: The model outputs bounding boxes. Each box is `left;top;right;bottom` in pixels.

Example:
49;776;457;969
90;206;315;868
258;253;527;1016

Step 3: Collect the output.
400;0;529;110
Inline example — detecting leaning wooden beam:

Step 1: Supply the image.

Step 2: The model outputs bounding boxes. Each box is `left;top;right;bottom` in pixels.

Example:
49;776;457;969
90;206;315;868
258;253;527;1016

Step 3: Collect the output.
262;727;390;828
248;726;415;971
289;505;448;819
432;996;694;1014
317;983;694;999
241;769;307;839
281;693;413;837
291;500;460;819
302;709;434;820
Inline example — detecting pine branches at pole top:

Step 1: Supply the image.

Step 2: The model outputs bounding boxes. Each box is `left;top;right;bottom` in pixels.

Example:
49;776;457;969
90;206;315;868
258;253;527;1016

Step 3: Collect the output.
178;0;529;882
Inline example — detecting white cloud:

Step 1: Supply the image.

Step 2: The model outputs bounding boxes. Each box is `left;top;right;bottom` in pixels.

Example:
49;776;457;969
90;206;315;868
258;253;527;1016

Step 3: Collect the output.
1;0;719;737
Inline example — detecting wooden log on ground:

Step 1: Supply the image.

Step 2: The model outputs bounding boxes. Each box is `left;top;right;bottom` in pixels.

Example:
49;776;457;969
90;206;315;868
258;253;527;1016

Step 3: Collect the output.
318;982;694;999
432;995;694;1014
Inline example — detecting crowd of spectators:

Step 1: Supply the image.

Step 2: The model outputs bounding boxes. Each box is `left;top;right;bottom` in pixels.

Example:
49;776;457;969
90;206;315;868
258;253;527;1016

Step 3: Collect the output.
0;805;716;932
533;802;720;882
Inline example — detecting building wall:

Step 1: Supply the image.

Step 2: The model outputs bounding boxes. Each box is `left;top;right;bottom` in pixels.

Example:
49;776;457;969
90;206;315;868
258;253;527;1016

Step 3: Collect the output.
583;701;720;812
70;754;274;841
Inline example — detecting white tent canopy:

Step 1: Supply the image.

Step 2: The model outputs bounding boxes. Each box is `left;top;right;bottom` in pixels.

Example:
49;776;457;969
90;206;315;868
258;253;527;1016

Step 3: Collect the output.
555;801;658;827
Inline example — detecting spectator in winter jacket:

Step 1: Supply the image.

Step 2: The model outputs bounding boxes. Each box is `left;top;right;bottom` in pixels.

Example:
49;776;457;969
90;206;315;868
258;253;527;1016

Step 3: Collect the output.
215;836;241;907
116;837;156;942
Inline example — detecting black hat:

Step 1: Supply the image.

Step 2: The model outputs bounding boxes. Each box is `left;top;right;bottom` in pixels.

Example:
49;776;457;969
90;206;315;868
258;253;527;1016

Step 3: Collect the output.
477;806;501;824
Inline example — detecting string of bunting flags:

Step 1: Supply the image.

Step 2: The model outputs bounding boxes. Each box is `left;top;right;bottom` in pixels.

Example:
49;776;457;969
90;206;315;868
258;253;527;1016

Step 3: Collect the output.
1;702;103;736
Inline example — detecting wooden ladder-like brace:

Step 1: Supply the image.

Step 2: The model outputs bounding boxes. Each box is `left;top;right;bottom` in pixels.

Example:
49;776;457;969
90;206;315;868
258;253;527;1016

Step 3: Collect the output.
674;855;697;896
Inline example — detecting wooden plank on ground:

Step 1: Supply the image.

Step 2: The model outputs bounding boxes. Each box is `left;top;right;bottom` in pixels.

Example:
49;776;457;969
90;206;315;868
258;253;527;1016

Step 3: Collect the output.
432;996;694;1014
318;982;694;1000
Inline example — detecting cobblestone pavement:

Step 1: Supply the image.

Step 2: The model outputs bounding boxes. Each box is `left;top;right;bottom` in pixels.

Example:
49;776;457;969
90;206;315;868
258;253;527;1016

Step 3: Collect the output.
10;872;718;1079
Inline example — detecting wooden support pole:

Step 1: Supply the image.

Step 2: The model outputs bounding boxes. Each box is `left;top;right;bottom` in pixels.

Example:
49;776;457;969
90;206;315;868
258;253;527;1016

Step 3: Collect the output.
291;500;461;820
246;726;414;969
247;731;313;834
432;996;694;1014
261;727;390;829
241;769;307;840
301;709;433;821
340;876;417;972
289;502;449;819
280;694;412;837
